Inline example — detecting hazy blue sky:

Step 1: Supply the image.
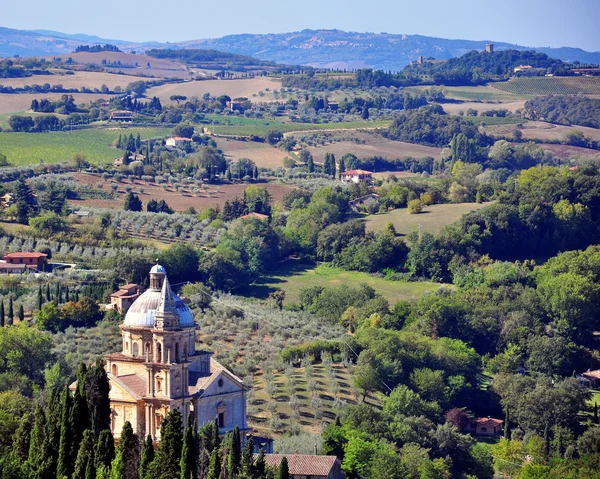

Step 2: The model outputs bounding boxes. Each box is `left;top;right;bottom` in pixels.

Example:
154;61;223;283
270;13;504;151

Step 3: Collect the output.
4;0;600;51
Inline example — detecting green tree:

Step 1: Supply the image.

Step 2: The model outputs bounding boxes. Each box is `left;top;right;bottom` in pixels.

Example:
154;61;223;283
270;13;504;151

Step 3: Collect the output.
13;177;36;224
226;426;241;479
111;422;139;479
146;409;183;479
0;301;4;327
85;360;112;436
8;296;13;325
353;350;381;401
207;446;221;479
56;388;75;479
180;416;197;479
159;243;201;285
123;192;143;212
140;435;155;479
96;429;115;472
12;412;33;462
73;430;96;479
277;456;290;479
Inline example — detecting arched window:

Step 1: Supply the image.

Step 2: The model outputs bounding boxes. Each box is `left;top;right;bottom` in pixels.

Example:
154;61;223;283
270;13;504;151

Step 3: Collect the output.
133;343;139;357
175;343;180;363
111;364;118;376
145;342;151;359
156;343;162;363
183;343;188;360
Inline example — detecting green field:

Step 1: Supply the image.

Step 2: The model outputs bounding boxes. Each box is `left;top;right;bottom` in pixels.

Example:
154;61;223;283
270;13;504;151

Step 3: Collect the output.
250;262;442;306
204;114;389;137
467;116;523;126
365;202;491;236
0;127;171;165
408;85;528;101
493;76;600;95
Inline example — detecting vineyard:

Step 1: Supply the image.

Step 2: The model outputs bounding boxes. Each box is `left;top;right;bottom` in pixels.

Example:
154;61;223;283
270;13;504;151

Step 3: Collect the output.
492;76;600;95
110;211;227;247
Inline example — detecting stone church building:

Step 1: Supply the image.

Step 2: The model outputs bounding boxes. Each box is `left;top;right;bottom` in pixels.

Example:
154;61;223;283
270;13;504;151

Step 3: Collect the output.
103;264;248;441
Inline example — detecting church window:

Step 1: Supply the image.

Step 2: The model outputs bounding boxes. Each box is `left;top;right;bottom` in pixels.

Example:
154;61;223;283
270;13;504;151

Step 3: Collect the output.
133;342;139;357
218;412;225;428
156;343;162;363
218;378;224;388
155;413;163;429
175;343;179;362
156;377;163;393
111;364;118;376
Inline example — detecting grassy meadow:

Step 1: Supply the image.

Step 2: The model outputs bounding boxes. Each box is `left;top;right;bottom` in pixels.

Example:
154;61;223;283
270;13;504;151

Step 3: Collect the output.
365;202;490;236
250;262;442;306
0;127;171;165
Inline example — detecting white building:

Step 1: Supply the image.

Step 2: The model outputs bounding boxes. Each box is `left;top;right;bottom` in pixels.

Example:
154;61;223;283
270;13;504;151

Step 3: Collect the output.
165;137;192;147
340;169;373;186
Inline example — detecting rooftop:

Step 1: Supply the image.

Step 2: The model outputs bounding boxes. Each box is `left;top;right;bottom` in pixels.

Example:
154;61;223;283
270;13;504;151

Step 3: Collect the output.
5;252;48;258
255;454;339;477
239;212;269;220
341;169;373;176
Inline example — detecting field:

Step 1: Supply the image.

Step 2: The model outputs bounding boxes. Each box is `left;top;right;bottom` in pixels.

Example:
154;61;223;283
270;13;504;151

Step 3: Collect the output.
0;70;152;90
0;92;115;115
147;77;283;104
441;100;526;115
303;131;443;162
492;76;600;95
365;202;490;236
0;127;171;165
484;120;600;143
535;143;600;160
215;138;289;169
409;85;530;101
67;173;294;213
250;262;442;306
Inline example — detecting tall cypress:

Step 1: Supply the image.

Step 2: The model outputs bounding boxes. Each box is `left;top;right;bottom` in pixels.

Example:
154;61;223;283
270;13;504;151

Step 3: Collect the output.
0;301;4;327
86;361;111;436
277;457;290;479
38;285;43;310
180;415;197;479
206;446;221;479
65;286;70;303
73;430;96;479
254;449;266;477
18;304;24;323
111;422;139;479
57;387;74;479
12;412;33;462
95;429;115;472
139;434;155;479
240;436;254;477
43;390;63;476
71;365;90;460
154;409;183;478
226;426;241;479
504;407;511;439
27;403;47;471
595;402;599;425
46;283;51;302
8;295;13;325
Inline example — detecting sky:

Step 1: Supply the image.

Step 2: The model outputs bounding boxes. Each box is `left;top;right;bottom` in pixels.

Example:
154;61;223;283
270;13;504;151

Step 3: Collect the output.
3;0;600;51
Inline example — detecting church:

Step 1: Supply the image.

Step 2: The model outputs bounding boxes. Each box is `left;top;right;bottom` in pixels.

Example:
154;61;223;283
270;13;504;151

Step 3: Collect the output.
103;264;248;441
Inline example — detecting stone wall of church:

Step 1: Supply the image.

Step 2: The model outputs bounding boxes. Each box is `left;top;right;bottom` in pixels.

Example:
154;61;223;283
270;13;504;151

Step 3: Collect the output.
196;391;247;433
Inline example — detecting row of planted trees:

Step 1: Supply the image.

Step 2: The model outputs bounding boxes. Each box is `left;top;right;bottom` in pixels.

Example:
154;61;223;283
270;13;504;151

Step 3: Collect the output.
0;359;286;479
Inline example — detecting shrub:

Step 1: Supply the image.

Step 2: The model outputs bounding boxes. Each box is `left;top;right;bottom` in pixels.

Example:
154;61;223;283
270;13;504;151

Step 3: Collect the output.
407;199;423;214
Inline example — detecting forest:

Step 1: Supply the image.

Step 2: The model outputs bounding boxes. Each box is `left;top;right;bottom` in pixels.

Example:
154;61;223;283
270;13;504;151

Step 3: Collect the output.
523;95;600;129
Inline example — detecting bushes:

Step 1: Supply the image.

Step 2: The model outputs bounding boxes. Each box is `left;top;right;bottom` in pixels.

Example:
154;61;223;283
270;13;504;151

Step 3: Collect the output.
407;199;423;214
278;339;344;364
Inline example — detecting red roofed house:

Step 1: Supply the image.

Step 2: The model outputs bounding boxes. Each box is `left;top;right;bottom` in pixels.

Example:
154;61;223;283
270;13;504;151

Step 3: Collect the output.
466;417;504;436
340;169;373;186
0;252;48;274
110;110;134;122
239;212;269;221
110;283;143;313
166;137;192;147
256;454;345;479
581;369;600;388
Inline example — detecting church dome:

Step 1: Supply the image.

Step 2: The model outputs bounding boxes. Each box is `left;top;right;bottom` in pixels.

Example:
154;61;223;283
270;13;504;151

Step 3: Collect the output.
123;266;195;328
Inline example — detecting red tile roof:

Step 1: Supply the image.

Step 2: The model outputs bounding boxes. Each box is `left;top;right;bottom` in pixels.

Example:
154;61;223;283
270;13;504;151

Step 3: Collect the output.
475;417;504;427
5;252;47;259
167;137;192;141
341;169;373;176
256;454;338;476
239;212;269;220
114;374;147;398
582;370;600;380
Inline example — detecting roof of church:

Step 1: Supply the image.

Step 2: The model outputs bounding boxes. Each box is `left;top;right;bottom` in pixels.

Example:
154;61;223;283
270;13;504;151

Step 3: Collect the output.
123;266;195;328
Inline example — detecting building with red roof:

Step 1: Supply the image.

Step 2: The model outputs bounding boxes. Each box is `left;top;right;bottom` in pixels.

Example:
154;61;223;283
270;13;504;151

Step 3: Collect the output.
255;454;345;479
340;169;373;186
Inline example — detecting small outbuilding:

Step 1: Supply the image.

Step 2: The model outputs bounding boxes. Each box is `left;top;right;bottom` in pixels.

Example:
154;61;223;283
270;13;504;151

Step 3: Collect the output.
256;454;345;479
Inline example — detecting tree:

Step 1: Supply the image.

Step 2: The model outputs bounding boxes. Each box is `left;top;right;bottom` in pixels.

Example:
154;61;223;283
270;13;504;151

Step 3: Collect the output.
85;360;112;436
73;430;96;479
73;153;89;170
140;435;155;479
407;199;423;214
146;409;182;479
111;422;139;479
12;412;33;462
96;429;115;472
226;426;241;478
0;301;4;327
207;446;221;479
277;456;290;479
173;124;194;138
159;243;201;285
353;350;380;400
180;283;212;313
362;106;370;119
56;387;74;479
13;177;36;224
180;415;197;479
29;212;68;235
123;192;142;212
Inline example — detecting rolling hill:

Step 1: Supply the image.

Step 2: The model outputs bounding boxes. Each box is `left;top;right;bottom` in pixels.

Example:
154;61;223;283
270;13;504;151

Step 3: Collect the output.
1;26;599;71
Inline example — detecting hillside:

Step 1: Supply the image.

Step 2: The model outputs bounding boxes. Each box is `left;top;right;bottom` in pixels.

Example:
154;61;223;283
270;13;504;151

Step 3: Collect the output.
2;27;600;71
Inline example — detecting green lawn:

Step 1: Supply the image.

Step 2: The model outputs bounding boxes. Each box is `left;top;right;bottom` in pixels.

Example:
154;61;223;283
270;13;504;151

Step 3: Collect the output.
407;85;531;101
365;202;491;237
467;116;523;126
203;114;389;137
0;127;171;165
249;262;442;306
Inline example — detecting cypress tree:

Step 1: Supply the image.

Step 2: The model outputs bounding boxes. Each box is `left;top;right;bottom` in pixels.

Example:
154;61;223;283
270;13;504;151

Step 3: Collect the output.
57;387;74;479
154;409;183;478
73;430;96;479
206;446;221;479
18;304;24;322
95;429;115;472
86;360;111;436
307;155;314;173
42;390;62;477
111;422;139;479
277;456;290;479
8;295;13;325
180;415;197;479
0;301;4;327
27;403;47;471
240;436;254;477
38;285;43;310
226;426;241;479
56;283;61;303
12;412;33;462
254;449;266;477
71;366;90;461
65;286;70;303
211;418;220;451
504;407;511;439
139;434;155;479
46;283;51;302
595;402;598;425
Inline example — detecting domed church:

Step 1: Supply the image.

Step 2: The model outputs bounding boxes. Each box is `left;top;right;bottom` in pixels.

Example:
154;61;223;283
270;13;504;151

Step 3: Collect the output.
104;264;248;441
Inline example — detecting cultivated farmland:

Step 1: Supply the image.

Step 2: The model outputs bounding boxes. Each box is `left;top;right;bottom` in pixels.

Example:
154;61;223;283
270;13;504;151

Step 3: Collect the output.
492;76;600;95
0;70;152;90
0;128;171;165
365;202;491;236
147;77;283;104
0;93;115;115
483;120;600;143
215;138;289;169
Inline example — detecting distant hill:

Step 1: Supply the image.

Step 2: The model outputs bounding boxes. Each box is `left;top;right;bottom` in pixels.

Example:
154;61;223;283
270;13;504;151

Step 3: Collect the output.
1;26;599;71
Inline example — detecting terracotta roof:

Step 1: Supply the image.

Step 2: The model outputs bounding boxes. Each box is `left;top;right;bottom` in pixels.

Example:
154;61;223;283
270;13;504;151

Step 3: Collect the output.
582;370;600;380
167;137;192;141
255;454;338;476
0;263;34;270
341;169;373;176
239;212;269;220
5;252;47;259
475;417;504;427
114;373;147;398
110;290;138;298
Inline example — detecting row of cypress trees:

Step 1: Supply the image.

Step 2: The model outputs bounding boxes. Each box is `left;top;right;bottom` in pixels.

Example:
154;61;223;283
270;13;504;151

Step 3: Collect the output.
0;295;23;326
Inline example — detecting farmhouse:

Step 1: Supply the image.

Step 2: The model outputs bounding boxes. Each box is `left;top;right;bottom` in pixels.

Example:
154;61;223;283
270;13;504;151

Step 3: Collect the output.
90;264;253;443
110;110;134;122
256;454;345;479
110;283;142;313
0;252;48;274
113;153;146;167
466;417;504;436
166;137;192;147
239;212;269;221
340;169;373;186
514;65;533;73
580;369;600;388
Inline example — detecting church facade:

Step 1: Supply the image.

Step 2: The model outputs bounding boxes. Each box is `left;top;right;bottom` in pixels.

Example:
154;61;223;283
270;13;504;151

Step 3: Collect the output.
104;264;248;441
